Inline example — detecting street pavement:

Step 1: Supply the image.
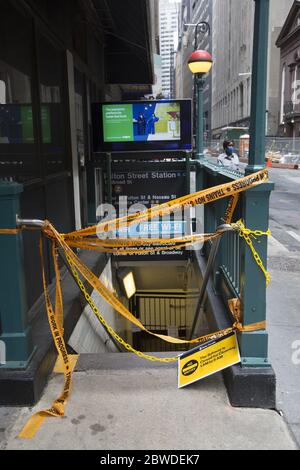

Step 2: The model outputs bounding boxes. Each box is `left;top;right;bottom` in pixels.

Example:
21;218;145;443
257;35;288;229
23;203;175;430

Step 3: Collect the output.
1;356;298;450
267;168;300;447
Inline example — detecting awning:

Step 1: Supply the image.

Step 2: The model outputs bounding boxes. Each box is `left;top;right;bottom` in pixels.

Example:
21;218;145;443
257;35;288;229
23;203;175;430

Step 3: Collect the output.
93;0;154;85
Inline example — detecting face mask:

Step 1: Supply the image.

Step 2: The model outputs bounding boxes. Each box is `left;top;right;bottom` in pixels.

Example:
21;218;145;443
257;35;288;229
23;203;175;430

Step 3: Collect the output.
225;146;234;156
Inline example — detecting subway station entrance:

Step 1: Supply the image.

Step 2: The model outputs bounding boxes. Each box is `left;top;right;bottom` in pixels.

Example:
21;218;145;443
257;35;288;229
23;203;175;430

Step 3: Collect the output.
0;1;275;425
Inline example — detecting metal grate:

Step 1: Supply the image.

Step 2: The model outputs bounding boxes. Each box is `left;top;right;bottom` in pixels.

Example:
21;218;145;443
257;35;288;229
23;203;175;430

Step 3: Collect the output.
130;291;198;353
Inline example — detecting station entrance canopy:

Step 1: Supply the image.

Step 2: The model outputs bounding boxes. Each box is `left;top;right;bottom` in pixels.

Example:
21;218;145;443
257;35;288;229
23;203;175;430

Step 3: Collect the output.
93;0;154;87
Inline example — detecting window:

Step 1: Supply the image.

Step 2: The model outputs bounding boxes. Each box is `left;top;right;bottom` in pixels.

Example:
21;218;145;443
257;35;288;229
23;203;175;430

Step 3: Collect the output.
0;2;37;174
280;64;286;123
292;65;298;110
37;31;66;171
239;83;244;119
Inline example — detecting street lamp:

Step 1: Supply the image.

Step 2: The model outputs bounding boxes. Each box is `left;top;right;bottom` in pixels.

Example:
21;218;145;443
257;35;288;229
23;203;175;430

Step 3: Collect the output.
184;22;211;49
188;49;213;161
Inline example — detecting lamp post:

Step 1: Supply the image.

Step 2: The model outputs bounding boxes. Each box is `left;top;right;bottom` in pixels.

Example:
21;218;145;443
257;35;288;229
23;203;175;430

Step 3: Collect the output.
188;50;213;161
185;22;211;49
185;21;211;154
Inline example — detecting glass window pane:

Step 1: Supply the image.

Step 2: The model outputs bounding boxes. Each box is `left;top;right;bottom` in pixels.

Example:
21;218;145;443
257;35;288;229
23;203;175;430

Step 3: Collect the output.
74;68;87;165
37;32;66;171
0;2;36;175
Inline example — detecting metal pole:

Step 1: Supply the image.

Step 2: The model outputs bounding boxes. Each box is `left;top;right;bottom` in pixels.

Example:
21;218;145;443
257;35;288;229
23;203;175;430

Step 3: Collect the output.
189;224;234;340
194;23;199;50
192;21;210;49
196;75;205;161
246;0;270;174
190;21;210;159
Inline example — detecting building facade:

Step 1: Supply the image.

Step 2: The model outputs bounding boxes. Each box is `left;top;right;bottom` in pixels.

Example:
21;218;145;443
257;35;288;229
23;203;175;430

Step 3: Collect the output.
276;1;300;137
0;0;155;310
176;0;212;139
211;0;294;138
159;0;181;99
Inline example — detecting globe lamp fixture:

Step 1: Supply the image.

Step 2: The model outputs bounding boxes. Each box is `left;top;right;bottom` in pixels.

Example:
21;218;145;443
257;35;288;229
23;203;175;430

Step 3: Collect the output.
188;50;213;75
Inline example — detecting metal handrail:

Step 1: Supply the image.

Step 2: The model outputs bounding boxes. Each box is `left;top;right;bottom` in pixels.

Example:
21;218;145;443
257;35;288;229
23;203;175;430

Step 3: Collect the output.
16;216;123;352
16;216;45;228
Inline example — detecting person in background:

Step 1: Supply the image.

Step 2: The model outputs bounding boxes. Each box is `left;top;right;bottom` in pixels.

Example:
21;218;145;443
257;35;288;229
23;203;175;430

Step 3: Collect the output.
147;113;159;135
137;112;146;135
217;140;240;170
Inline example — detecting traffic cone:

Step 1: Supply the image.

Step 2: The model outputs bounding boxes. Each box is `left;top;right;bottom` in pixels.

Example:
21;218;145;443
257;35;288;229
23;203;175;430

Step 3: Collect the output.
266;157;272;168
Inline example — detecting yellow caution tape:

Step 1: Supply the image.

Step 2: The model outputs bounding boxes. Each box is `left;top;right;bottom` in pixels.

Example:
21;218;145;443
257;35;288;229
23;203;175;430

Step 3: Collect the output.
52;241;64;335
44;221;219;345
19;237;75;439
0;228;20;234
228;297;266;332
224;194;239;224
65;256;237;361
62;169;268;238
65;233;220;255
53;354;79;374
11;169;270;438
67;232;218;247
18;215;269;438
46;219;270;344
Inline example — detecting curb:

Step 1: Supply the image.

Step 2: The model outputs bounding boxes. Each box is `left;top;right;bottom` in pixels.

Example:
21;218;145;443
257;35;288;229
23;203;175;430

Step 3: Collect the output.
267;162;299;170
239;157;299;169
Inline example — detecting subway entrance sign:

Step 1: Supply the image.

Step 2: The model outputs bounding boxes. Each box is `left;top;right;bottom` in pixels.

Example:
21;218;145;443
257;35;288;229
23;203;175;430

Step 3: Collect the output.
178;332;241;388
117;221;186;237
110;161;189;260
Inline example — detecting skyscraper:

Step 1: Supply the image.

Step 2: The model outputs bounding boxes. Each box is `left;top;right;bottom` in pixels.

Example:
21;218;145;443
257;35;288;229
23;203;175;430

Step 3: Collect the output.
159;0;181;98
211;0;294;137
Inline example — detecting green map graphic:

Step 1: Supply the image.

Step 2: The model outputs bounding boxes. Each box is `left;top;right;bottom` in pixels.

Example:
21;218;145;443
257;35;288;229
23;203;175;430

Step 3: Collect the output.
103;104;133;142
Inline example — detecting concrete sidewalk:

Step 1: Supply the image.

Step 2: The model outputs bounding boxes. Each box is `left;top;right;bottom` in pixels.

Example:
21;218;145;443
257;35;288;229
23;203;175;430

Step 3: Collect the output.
1;354;298;450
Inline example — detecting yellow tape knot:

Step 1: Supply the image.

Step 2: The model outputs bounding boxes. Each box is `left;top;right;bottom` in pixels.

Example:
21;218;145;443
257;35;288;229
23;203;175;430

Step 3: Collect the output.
228;298;266;332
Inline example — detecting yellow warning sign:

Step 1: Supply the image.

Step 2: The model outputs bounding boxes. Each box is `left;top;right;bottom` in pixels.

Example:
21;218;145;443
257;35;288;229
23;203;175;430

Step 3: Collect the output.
178;332;241;388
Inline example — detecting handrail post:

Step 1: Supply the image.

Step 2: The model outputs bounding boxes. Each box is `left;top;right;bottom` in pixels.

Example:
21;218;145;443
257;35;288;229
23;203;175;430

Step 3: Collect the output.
246;0;270;174
239;183;273;367
240;0;273;367
0;181;35;368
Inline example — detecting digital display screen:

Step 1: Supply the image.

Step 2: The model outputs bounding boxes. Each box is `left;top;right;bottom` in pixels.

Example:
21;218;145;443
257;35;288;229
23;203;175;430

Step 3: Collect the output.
0;104;51;144
102;102;181;143
92;99;192;153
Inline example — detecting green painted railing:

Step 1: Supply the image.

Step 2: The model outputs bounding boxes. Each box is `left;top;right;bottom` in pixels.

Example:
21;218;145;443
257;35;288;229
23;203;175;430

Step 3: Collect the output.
190;0;273;367
193;159;274;367
0;181;35;369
